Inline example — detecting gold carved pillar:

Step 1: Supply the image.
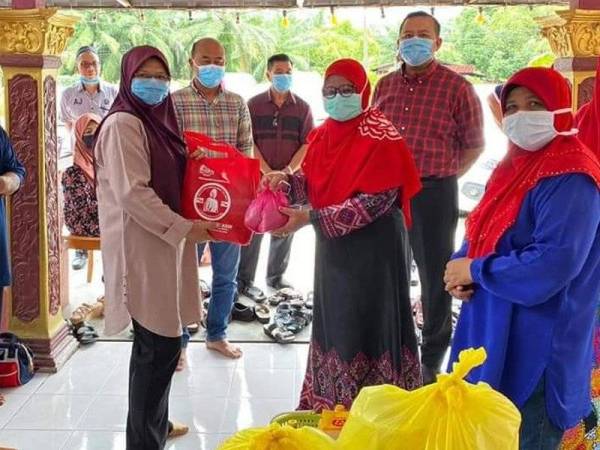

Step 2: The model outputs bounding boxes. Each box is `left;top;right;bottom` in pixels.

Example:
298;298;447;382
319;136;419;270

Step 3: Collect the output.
0;8;79;372
539;8;600;110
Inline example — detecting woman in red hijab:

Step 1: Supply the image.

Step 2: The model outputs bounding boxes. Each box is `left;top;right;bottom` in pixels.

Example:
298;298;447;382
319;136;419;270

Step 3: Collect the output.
560;61;600;450
445;67;600;449
265;58;423;411
61;113;101;271
94;46;214;449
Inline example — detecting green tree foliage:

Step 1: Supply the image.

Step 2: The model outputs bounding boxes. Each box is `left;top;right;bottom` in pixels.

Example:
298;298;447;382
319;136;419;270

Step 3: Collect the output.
61;6;559;85
440;6;557;81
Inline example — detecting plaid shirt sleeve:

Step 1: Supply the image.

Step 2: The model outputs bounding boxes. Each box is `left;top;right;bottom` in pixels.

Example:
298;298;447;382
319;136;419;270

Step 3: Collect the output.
310;189;398;239
455;83;485;153
237;101;254;156
300;108;315;144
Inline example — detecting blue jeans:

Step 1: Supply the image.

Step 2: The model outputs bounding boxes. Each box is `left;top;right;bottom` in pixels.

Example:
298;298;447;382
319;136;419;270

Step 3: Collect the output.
520;376;564;450
182;242;240;347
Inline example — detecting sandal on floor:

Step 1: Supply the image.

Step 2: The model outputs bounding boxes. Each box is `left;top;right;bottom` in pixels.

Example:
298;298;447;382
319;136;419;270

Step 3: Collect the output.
200;280;211;299
69;303;93;325
167;420;189;439
72;322;99;345
305;291;314;309
255;304;271;324
263;323;295;344
187;323;200;334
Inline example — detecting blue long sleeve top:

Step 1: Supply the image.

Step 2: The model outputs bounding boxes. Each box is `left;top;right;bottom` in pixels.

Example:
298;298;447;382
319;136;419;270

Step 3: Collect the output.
450;173;600;430
0;126;26;286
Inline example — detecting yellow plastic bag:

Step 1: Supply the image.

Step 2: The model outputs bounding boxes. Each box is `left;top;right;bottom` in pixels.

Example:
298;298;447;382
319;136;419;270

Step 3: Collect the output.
336;347;521;450
218;422;336;450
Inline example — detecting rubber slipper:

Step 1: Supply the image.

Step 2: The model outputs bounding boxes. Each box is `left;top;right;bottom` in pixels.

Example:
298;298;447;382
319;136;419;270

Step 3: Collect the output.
74;322;99;345
268;292;286;306
306;291;314;309
187;323;200;334
263;323;295;344
200;280;211;299
239;285;266;303
255;304;271;324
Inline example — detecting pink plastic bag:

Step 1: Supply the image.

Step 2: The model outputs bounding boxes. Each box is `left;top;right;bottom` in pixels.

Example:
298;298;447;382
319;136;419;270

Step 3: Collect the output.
244;187;290;233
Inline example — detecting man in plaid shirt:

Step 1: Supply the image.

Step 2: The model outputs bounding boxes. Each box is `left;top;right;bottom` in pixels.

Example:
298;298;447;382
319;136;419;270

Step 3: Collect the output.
372;11;484;385
173;37;253;360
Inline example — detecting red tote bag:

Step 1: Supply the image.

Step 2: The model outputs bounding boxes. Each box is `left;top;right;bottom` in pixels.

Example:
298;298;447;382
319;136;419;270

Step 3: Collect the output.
181;131;260;245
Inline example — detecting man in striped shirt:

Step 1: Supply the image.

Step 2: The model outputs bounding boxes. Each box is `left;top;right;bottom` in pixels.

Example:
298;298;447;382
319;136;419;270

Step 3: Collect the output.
173;37;253;360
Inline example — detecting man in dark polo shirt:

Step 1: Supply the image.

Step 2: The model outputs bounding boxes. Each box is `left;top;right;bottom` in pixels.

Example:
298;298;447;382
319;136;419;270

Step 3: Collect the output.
373;11;484;385
237;54;314;301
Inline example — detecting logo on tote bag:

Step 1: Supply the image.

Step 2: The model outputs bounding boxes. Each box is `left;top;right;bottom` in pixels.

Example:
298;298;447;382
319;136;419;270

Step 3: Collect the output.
194;182;231;221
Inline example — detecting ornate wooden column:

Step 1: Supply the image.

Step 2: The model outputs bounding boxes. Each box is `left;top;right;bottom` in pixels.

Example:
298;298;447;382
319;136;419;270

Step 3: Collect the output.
0;8;79;372
539;3;600;110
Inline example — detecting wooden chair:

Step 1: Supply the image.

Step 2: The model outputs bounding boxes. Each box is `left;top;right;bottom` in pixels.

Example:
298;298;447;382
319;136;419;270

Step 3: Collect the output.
62;235;101;283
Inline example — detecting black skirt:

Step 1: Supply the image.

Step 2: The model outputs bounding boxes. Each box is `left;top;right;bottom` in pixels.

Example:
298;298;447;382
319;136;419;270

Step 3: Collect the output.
299;208;422;411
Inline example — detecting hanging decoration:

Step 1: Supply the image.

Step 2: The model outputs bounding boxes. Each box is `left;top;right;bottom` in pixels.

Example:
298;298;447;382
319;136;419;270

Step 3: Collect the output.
475;7;486;25
281;10;290;28
330;6;338;27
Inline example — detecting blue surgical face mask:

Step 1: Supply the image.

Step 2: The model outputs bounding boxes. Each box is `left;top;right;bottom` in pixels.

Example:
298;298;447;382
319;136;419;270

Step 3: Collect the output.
399;37;435;67
131;78;170;106
272;74;293;93
81;76;100;85
197;64;225;89
323;93;363;122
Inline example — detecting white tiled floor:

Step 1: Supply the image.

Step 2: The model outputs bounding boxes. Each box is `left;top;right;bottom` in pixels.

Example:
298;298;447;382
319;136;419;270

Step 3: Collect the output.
0;342;308;450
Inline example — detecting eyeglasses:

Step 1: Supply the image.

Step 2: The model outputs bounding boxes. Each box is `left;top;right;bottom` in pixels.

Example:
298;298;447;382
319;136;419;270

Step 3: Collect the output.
273;110;279;128
322;84;357;99
134;73;171;82
80;61;98;69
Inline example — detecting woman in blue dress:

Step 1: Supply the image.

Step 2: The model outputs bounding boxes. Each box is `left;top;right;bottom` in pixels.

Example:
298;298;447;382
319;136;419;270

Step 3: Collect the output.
445;68;600;449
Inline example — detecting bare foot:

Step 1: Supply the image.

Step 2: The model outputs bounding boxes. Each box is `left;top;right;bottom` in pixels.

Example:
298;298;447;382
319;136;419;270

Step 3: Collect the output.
175;349;187;372
206;340;242;359
0;393;4;406
167;420;189;439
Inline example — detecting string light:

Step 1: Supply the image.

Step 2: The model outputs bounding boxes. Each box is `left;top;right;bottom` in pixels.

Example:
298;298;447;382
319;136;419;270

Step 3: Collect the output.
188;10;192;21
139;10;145;21
380;6;385;19
430;7;435;16
330;6;338;26
236;12;240;24
281;10;289;28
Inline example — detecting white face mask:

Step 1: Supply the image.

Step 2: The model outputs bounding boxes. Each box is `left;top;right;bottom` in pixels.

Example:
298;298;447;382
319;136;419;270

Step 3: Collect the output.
502;108;577;152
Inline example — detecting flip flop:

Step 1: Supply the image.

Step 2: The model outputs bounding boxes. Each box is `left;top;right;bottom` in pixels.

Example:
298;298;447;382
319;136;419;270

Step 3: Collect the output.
263;323;295;344
200;280;211;299
73;322;99;345
187;323;200;334
255;304;271;324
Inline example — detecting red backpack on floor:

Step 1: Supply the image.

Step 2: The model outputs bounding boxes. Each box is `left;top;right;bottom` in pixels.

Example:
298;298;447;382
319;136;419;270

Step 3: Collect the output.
181;131;260;245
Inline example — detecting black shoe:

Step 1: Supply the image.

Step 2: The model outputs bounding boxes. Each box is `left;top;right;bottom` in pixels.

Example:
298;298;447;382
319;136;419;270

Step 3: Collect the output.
267;277;294;291
72;250;87;271
231;302;255;322
238;282;266;303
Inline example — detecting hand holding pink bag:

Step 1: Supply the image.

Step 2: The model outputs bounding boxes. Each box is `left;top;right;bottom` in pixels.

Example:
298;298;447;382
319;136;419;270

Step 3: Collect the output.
244;187;290;234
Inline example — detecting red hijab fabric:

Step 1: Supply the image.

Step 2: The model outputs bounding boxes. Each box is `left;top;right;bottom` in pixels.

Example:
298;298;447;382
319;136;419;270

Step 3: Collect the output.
576;59;600;160
466;68;600;258
302;59;421;226
97;46;187;214
74;113;101;185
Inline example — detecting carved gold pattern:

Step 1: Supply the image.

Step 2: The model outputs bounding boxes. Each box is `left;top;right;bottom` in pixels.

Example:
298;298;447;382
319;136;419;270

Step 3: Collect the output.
539;10;600;58
9;74;41;323
44;75;61;317
0;9;78;57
